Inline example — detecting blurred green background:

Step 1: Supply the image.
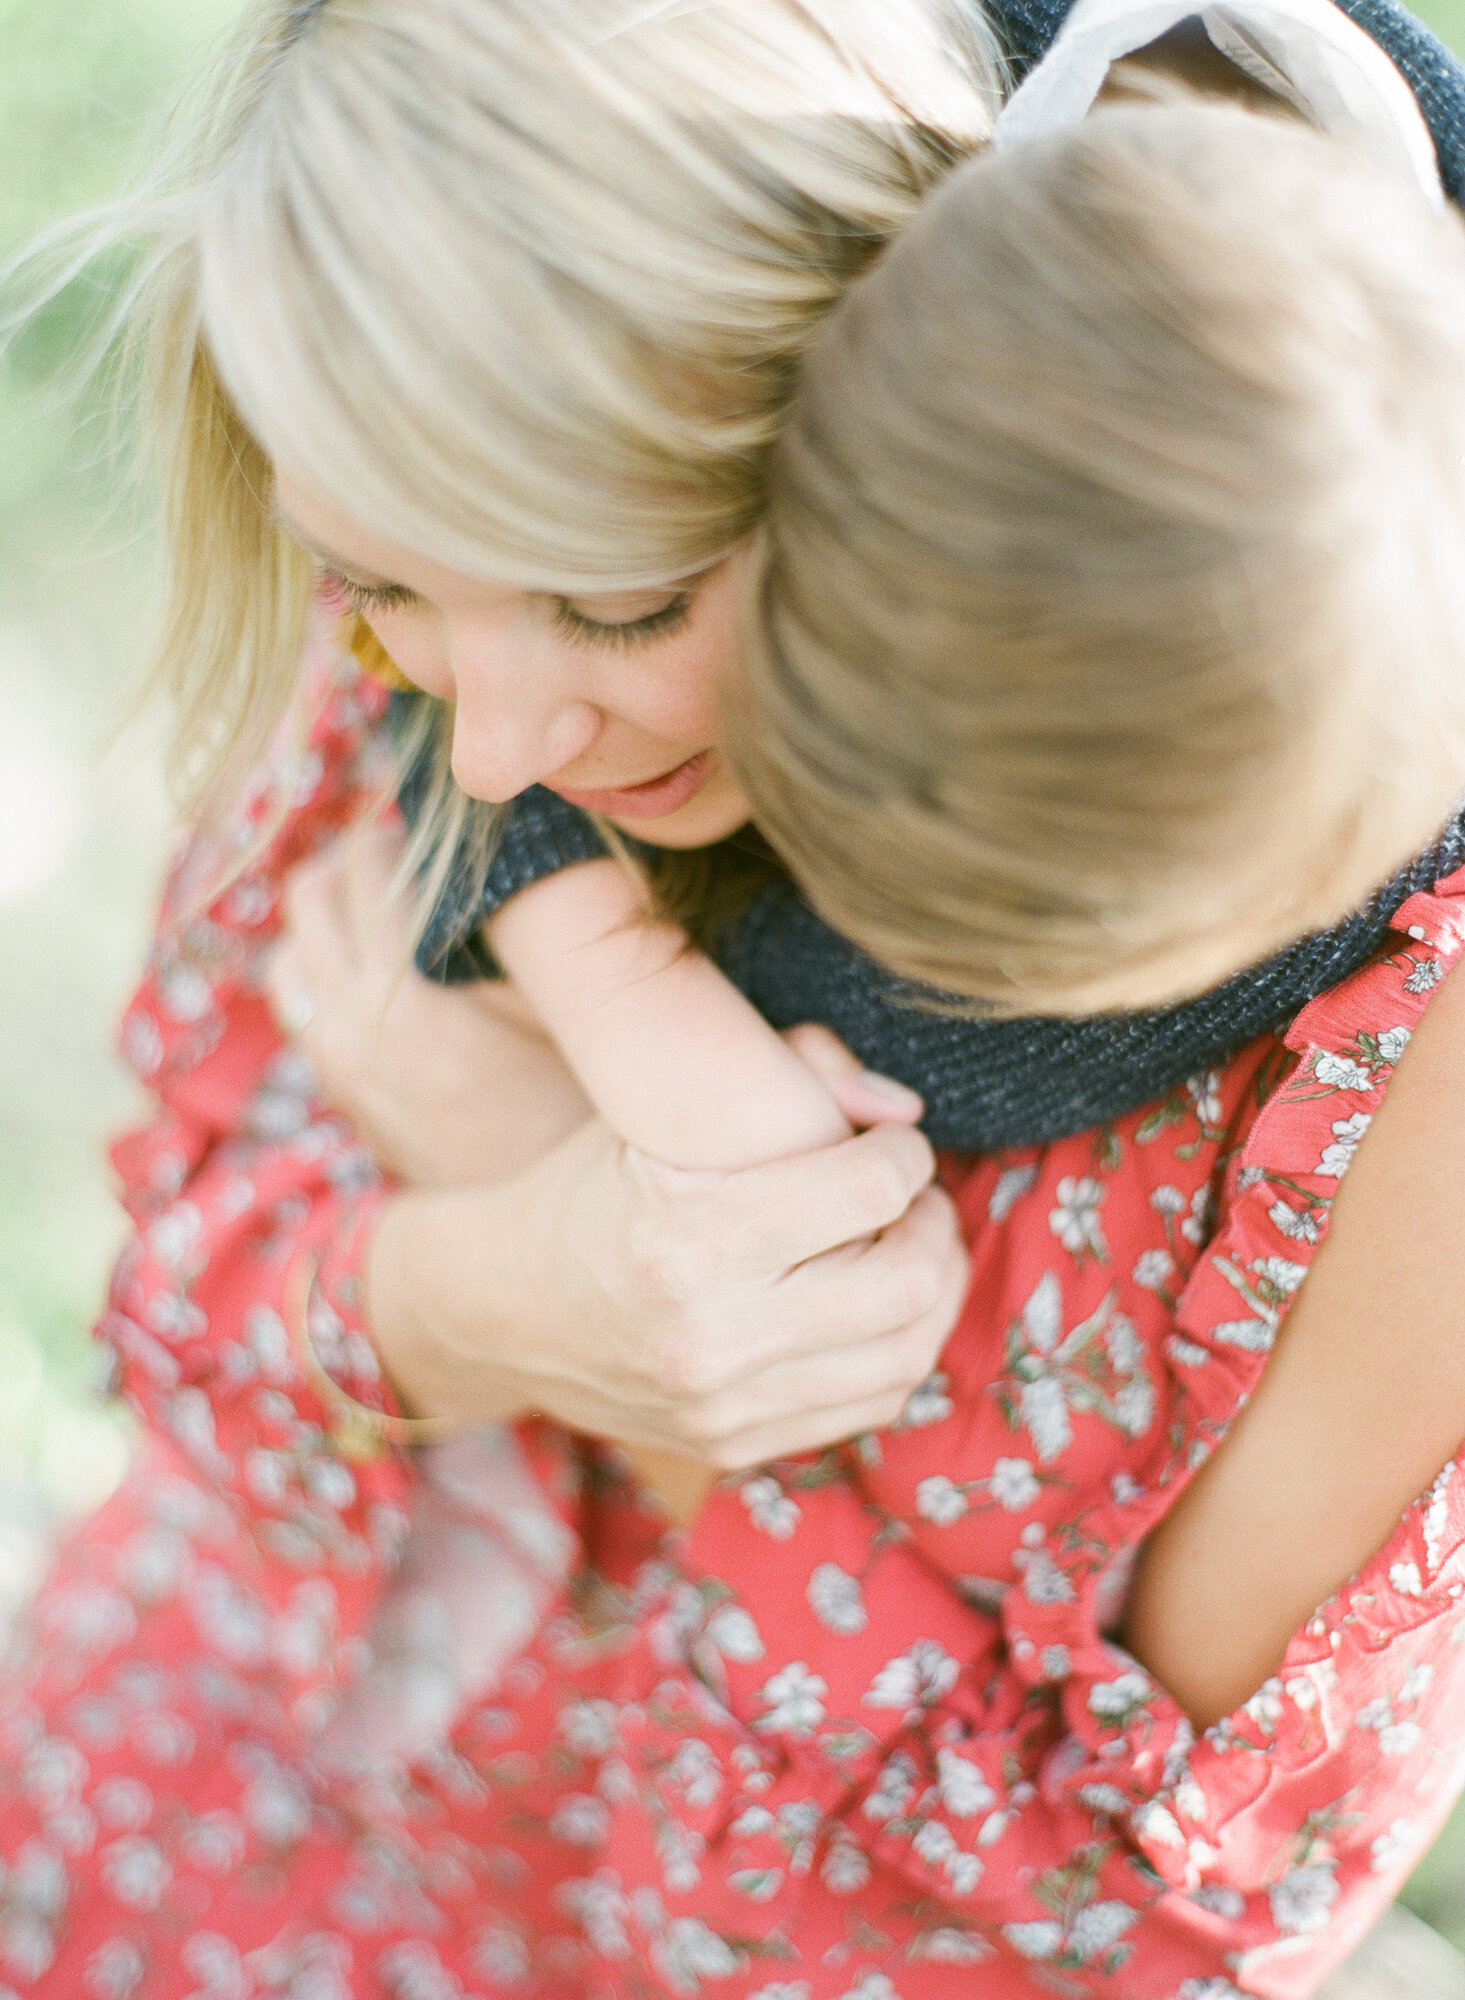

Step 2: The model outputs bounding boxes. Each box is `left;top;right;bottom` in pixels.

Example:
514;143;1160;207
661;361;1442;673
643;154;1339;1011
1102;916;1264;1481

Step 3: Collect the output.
2;0;1465;1960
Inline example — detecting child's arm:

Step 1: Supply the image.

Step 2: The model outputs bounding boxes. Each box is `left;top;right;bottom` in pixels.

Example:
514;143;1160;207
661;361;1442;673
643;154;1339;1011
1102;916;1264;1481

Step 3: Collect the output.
485;858;854;1172
1125;944;1465;1727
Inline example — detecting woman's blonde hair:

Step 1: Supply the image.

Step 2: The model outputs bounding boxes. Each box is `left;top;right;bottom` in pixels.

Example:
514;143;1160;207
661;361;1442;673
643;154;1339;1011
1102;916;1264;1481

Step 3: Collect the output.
123;0;1000;892
735;103;1465;1013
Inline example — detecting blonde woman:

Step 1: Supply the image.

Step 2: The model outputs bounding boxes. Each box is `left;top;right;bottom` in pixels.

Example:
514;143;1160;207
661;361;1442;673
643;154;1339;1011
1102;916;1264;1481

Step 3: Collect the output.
6;3;1465;1999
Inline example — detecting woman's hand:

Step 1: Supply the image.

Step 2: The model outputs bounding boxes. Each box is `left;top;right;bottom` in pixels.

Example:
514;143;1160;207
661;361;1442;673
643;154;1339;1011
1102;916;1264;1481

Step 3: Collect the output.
263;823;592;1187
366;1108;969;1468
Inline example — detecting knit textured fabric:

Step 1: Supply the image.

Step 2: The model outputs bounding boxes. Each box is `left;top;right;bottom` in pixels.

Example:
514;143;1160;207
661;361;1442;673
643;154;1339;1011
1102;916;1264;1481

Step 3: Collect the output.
407;0;1465;1153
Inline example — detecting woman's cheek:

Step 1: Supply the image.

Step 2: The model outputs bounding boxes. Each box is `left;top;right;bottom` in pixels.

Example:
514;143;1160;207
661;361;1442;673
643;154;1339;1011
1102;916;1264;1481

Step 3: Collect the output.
368;612;453;701
640;629;734;743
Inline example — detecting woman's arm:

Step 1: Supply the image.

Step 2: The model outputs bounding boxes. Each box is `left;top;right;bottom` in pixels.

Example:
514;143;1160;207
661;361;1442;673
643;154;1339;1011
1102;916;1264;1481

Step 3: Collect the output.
263;822;594;1188
1124;952;1465;1727
266;829;948;1517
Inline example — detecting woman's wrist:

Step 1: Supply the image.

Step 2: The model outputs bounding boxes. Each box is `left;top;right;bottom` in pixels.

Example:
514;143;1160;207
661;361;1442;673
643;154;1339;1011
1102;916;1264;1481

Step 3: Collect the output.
363;1184;534;1428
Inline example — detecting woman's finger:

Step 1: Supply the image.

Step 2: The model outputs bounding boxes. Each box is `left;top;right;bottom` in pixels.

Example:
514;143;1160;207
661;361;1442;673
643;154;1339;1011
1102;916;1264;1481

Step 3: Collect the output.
663;1119;938;1281
669;1204;969;1451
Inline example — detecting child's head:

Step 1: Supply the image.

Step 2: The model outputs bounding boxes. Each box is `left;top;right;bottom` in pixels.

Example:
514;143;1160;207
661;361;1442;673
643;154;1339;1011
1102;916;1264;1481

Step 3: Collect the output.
133;0;999;806
735;104;1465;1013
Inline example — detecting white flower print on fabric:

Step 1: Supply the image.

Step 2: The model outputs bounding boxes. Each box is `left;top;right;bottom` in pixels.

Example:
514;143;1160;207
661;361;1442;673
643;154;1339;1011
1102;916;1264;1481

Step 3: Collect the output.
1355;1694;1422;1757
862;1640;960;1715
1004;1897;1139;1970
1370;1819;1418;1873
917;1456;1041;1525
988;1458;1041;1511
650;1915;740;1995
1268;1198;1320;1243
1401;1662;1434;1703
1015;1542;1074;1607
753;1664;827;1737
1088;1669;1156;1731
806;1564;867;1635
897;1370;954;1429
861;1752;918;1824
997;1273;1149;1460
471;1924;531;1986
1132;1248;1174;1290
820;1837;871;1896
1318;1110;1372;1178
1167;1336;1210;1370
85;1938;149;1999
1206;1249;1303;1354
1268;1862;1339;1935
557;1698;619;1758
549;1794;610;1848
990;1164;1039;1223
915;1475;969;1525
1404;954;1444;994
836;1974;900;2000
705;1603;763;1663
739;1476;800;1541
1311;1052;1373;1092
911;1819;984;1896
1182;1180;1215;1245
935;1748;996;1818
99;1836;171;1912
1049;1176;1108;1260
1187;1071;1224;1128
900;1924;988;1962
1375;1025;1412;1063
668;1739;722;1810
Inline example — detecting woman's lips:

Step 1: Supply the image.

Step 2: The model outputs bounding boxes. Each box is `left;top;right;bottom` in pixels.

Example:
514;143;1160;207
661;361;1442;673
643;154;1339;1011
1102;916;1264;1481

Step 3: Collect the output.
547;750;713;819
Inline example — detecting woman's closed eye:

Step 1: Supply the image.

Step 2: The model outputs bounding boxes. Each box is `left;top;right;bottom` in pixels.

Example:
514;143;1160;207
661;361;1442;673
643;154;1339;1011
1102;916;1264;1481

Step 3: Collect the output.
317;567;418;616
552;590;692;649
314;565;692;648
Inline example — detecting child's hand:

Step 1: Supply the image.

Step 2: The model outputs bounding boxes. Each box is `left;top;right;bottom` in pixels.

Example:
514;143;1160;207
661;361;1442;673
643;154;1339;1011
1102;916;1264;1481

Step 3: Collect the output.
779;1021;926;1132
263;824;592;1188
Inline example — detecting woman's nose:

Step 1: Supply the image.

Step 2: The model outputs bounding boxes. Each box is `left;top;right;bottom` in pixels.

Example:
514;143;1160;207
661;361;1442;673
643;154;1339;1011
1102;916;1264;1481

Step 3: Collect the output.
448;695;601;804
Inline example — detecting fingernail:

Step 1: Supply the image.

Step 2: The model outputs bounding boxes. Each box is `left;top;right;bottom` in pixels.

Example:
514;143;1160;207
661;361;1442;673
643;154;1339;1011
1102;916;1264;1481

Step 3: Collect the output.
859;1070;924;1113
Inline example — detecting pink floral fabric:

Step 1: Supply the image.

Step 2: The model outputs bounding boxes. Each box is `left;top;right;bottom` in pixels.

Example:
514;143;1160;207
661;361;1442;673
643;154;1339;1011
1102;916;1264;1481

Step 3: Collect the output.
4;631;1465;1998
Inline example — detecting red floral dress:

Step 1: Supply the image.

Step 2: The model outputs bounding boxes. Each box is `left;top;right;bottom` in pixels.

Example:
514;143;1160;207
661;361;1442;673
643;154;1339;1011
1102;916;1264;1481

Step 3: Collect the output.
3;629;1465;2000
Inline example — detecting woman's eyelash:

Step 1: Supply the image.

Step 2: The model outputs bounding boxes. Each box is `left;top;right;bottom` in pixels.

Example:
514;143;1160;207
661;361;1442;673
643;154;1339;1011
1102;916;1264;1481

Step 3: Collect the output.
317;568;416;614
553;592;691;648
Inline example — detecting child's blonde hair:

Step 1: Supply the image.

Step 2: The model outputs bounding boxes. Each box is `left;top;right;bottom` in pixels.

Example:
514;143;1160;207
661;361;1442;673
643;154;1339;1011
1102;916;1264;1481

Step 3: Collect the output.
735;104;1465;1013
126;0;1001;846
